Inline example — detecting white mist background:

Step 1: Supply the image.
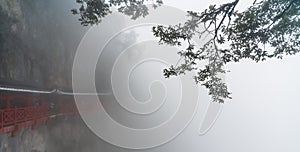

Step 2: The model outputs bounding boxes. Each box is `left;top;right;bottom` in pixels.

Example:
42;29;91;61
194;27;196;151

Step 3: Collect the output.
161;1;300;151
88;0;300;151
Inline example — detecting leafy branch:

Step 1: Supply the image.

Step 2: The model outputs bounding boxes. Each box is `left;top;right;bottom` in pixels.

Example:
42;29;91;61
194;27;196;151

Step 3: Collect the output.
72;0;300;103
71;0;163;26
153;0;300;103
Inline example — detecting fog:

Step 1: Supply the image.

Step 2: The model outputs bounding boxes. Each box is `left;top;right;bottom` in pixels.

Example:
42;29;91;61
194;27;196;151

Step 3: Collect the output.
1;0;300;151
87;0;300;151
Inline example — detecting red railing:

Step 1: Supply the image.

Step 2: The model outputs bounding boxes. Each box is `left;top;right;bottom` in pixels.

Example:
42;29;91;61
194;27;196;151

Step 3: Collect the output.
0;91;78;136
0;105;48;128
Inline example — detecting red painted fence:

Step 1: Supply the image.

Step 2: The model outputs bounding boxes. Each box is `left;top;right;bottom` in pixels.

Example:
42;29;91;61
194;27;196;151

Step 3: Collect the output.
0;91;78;136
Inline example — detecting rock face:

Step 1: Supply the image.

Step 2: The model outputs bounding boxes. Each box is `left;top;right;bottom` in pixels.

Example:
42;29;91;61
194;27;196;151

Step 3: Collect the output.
0;1;94;151
0;0;87;89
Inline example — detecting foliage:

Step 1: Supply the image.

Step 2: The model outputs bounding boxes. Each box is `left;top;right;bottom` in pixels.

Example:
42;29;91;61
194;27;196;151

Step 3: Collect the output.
72;0;300;103
71;0;163;26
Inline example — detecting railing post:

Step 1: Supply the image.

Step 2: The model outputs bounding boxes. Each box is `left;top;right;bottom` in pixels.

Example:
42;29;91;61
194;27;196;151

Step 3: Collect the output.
14;106;17;126
11;106;18;137
0;110;3;129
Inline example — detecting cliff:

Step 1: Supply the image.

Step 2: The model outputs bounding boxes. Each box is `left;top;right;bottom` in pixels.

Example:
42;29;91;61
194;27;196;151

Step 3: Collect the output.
0;0;87;90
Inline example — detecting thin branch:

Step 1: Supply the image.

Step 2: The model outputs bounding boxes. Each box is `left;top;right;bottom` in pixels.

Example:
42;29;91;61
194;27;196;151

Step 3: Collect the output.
267;0;296;29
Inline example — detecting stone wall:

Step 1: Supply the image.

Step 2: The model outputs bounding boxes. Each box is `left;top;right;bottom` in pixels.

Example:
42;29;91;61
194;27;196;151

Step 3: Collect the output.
0;0;87;90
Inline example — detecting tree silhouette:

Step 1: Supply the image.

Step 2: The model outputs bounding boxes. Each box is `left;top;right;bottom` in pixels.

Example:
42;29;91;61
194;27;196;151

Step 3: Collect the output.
72;0;300;103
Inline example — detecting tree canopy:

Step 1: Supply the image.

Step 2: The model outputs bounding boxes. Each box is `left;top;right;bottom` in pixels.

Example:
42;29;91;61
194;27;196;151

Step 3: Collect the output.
72;0;300;103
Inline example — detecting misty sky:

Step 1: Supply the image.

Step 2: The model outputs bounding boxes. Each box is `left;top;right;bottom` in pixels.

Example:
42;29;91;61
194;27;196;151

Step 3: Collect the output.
161;0;300;151
79;0;300;151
